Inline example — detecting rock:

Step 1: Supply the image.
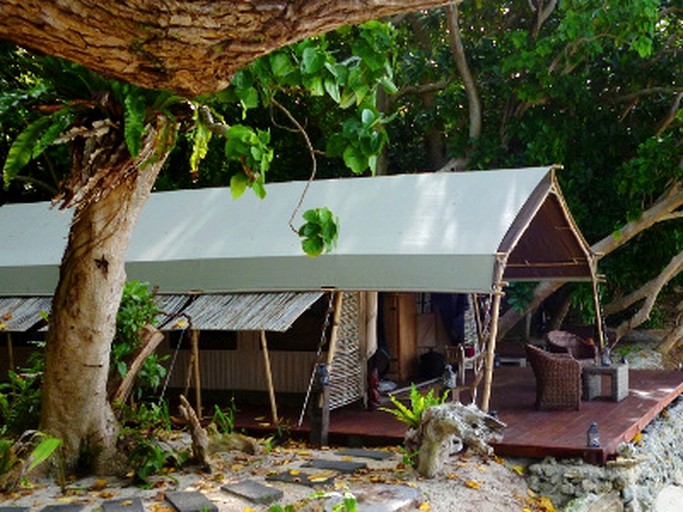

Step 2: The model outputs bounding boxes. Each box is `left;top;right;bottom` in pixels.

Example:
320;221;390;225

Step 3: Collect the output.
325;484;423;512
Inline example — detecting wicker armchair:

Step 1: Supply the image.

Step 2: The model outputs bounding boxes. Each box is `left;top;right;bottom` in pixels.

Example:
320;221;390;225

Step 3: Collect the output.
526;344;582;411
545;330;599;368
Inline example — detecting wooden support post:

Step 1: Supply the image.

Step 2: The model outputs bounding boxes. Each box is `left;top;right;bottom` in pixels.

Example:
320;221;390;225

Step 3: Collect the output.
481;285;504;413
190;329;202;419
325;291;345;370
260;330;279;426
6;333;15;372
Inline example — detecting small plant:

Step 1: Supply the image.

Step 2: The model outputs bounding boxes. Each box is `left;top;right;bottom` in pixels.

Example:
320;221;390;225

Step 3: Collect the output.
380;384;449;429
211;399;237;434
118;401;172;432
127;436;189;486
0;341;45;436
0;432;62;492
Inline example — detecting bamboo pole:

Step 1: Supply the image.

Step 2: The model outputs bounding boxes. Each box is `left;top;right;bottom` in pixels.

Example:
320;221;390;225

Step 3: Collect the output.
190;329;202;419
592;273;606;351
325;291;345;369
260;330;279;425
481;285;504;413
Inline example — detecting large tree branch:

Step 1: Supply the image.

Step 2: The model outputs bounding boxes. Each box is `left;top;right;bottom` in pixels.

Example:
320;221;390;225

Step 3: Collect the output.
656;92;683;136
446;3;481;142
0;0;453;96
607;250;683;341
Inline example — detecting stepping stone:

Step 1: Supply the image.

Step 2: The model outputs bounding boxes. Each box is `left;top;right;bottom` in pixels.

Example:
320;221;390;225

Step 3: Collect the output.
221;480;283;504
41;506;85;512
165;491;218;512
336;448;394;461
101;498;145;512
326;484;423;512
266;469;336;487
0;507;30;512
304;459;367;473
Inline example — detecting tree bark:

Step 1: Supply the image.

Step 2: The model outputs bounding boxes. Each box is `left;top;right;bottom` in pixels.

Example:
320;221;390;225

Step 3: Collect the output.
40;117;173;472
0;0;453;97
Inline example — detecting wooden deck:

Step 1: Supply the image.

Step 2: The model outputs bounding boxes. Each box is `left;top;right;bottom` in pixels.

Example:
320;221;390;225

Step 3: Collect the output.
231;367;683;465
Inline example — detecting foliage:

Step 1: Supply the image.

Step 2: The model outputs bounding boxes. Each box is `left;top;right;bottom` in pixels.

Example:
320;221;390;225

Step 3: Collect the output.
380;384;449;429
117;401;172;432
127;435;189;486
111;280;167;402
0;431;62;492
298;207;339;257
506;282;538;314
211;399;237;435
267;489;358;512
0;343;45;437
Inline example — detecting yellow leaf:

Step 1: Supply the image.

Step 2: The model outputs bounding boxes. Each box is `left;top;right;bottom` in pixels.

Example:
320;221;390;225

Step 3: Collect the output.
254;416;266;421
633;432;643;444
464;480;480;490
446;473;458;480
90;478;108;491
341;455;352;461
511;465;526;476
244;508;255;512
289;469;300;476
419;502;431;510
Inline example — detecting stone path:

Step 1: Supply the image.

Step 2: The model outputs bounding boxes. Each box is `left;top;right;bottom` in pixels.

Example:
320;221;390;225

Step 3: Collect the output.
0;448;421;511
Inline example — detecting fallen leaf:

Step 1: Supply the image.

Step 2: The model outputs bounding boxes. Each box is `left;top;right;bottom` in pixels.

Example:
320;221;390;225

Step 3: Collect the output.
90;478;108;491
289;469;301;476
99;492;116;499
464;480;480;490
511;465;526;476
419;502;431;511
633;432;643;443
446;473;458;480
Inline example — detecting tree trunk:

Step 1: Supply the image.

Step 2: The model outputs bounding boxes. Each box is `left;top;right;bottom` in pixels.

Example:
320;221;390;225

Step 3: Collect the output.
40;123;171;473
0;0;454;97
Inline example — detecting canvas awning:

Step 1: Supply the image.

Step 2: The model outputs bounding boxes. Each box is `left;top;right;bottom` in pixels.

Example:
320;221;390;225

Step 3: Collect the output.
0;166;595;296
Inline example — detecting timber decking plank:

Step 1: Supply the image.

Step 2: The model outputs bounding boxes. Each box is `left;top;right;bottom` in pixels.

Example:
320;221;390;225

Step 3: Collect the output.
230;367;683;465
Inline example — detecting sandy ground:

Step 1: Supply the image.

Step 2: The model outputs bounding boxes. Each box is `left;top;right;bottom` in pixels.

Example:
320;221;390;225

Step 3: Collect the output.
0;438;535;511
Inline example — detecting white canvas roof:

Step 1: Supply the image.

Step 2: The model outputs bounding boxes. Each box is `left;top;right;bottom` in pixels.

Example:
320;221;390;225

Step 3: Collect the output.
0;166;594;296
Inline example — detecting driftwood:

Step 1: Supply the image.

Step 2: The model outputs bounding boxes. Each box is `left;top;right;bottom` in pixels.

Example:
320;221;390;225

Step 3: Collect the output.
178;394;211;471
407;402;506;478
111;324;165;404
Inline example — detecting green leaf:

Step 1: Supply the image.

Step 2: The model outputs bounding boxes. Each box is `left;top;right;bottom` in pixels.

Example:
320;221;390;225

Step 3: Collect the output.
302;237;324;257
123;90;147;157
32;109;75;158
3;115;53;188
324;78;341;103
343;146;368;174
26;437;62;473
301;47;326;75
189;115;212;173
230;172;249;200
270;52;294;78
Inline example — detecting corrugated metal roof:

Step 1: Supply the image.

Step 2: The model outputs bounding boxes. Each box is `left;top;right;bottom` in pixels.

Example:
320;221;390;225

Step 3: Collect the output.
0;296;51;332
154;294;193;330
161;291;324;332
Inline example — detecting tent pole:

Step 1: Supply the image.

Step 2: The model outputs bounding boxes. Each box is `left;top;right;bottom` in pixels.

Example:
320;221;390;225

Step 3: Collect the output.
260;330;279;425
591;273;606;351
190;329;202;419
481;284;504;413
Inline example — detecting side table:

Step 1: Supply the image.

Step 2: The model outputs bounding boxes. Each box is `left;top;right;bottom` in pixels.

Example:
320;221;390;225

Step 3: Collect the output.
583;364;629;402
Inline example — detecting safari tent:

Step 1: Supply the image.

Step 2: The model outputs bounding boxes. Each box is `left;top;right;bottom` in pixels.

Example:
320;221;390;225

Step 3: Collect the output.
0;165;600;413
